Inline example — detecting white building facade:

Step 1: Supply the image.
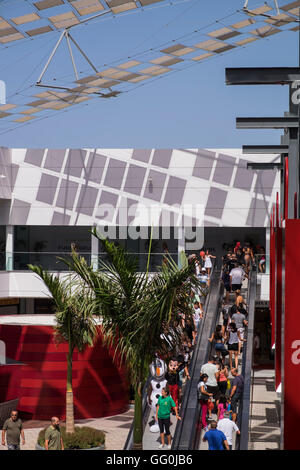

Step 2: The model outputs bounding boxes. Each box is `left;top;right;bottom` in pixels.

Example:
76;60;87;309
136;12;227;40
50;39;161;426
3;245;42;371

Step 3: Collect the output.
0;147;279;313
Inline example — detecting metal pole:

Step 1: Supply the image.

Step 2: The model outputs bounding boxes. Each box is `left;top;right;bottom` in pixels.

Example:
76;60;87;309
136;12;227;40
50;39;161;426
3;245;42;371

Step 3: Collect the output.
65;31;79;81
36;30;66;84
66;8;112;30
68;32;99;74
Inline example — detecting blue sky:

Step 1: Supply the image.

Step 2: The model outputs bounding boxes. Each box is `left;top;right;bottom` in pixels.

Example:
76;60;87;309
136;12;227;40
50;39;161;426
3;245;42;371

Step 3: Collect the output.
0;0;299;148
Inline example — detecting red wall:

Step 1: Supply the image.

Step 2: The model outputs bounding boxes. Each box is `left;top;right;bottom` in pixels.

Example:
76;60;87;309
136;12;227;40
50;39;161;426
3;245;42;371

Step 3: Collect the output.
0;324;129;420
284;220;300;449
270;227;276;349
275;227;282;390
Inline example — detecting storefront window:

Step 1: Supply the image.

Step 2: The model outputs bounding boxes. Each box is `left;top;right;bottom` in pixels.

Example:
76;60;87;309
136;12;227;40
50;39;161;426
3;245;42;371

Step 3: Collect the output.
14;226;91;270
98;226;178;272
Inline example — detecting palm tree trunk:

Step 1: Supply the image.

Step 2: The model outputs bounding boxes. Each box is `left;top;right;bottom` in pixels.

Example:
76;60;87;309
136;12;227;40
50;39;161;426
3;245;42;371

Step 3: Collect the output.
66;342;75;434
132;383;143;450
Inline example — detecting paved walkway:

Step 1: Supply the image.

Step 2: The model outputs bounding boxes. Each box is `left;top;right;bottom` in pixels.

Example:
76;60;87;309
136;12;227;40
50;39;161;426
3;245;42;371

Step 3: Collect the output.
248;369;280;450
0;408;134;450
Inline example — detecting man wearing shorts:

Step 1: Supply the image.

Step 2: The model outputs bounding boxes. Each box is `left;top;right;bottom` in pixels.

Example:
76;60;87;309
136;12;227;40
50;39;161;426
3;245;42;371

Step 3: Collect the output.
231;307;248;354
229;263;244;292
229;369;244;422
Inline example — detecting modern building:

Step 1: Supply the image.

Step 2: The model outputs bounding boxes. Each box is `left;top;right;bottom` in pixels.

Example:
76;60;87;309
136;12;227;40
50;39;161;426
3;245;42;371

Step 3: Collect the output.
0;146;279;421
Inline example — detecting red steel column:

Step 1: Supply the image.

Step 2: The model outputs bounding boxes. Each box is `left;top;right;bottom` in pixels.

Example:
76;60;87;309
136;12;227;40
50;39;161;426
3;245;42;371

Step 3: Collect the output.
270;211;276;349
275;226;282;390
283;219;300;449
284;156;289;220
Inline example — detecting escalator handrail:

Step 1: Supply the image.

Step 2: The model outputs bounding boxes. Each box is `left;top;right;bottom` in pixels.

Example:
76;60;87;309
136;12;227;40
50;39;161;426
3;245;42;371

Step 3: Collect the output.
123;376;151;450
235;269;257;450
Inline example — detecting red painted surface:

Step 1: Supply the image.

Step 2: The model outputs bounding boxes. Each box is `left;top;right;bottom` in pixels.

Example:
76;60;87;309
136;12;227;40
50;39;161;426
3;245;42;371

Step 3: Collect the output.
0;325;129;420
284;156;288;220
284;220;300;449
276;192;279;228
275;227;282;390
270;224;276;349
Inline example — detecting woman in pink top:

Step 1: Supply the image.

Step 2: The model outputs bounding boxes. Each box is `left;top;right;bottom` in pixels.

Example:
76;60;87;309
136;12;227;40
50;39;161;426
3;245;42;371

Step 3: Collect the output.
217;395;228;421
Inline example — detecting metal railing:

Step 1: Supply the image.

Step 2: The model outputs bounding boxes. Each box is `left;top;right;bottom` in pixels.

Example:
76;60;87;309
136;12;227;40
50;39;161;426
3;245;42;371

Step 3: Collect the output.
123;376;152;451
2;251;179;272
12;252;91;271
235;269;257;450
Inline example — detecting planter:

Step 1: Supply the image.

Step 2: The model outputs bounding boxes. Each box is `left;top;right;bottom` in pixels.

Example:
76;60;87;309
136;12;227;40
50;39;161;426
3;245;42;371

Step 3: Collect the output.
36;443;105;450
36;425;105;450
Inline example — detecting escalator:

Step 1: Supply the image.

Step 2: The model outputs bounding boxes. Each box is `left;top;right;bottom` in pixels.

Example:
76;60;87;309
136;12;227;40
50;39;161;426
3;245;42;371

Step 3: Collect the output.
171;268;223;450
124;267;256;450
124;266;222;450
173;269;256;450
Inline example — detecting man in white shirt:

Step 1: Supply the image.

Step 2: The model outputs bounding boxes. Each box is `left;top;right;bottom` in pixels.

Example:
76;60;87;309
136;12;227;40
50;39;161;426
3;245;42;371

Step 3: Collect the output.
229;263;245;292
200;356;219;400
217;411;240;450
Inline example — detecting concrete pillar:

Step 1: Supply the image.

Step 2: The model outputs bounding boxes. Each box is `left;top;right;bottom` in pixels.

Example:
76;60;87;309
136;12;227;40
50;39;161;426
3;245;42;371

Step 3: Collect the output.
5;225;13;271
91;227;98;271
0;340;6;364
265;227;270;275
177;227;185;268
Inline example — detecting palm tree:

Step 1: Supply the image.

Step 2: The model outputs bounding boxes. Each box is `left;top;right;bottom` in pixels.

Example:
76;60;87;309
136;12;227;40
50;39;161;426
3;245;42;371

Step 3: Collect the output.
60;228;200;448
28;265;97;434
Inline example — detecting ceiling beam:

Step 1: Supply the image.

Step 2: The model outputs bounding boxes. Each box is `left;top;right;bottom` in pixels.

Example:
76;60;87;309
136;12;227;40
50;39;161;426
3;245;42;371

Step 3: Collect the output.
236;117;299;129
226;67;300;85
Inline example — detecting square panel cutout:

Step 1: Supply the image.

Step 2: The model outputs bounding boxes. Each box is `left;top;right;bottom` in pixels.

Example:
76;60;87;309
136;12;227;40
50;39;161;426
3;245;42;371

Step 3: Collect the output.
207;27;241;41
49;11;80;29
70;0;105;16
34;0;64;9
161;44;195;56
194;39;229;52
11;13;41;25
150;55;183;66
26;25;53;36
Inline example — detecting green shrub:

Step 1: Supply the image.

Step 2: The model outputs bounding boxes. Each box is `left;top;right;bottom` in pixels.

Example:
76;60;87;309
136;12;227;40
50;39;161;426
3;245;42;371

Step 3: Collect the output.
38;426;105;450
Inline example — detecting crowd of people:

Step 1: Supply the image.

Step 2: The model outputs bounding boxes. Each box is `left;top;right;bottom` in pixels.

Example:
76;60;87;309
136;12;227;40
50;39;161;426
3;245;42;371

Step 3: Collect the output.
197;240;256;450
152;240;257;450
152;249;215;448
